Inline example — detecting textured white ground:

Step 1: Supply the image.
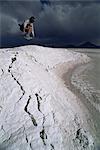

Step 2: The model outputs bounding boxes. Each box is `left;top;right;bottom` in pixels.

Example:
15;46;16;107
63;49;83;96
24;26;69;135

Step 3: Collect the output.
0;45;95;150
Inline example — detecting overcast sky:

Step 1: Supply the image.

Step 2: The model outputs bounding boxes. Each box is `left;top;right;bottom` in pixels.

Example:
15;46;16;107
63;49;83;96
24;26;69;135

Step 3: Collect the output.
0;0;100;47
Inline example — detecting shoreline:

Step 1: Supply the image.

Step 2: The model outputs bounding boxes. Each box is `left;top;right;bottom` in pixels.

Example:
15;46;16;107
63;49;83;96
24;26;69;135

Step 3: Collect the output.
69;62;100;147
52;59;97;140
54;59;100;148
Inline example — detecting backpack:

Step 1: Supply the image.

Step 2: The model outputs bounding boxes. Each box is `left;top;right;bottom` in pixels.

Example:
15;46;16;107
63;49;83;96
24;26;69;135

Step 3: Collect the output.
18;23;24;32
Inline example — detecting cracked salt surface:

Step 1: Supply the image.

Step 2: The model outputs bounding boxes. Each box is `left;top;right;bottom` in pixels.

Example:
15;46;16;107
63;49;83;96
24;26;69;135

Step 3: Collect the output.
0;45;96;149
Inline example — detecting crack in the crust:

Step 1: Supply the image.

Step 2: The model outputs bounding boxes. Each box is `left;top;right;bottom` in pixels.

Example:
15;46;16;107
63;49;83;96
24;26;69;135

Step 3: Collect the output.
26;135;28;143
52;112;56;123
10;72;25;102
40;115;47;146
24;95;37;127
25;53;49;72
1;68;4;76
1;125;5;133
0;106;3;113
25;53;53;74
50;144;55;150
35;93;42;112
23;126;29;143
73;128;89;149
2;126;24;144
35;93;47;146
2;134;12;144
31;56;38;63
24;129;28;144
30;143;33;150
40;127;47;146
8;55;25;103
23;126;33;150
2;126;24;145
25;53;40;65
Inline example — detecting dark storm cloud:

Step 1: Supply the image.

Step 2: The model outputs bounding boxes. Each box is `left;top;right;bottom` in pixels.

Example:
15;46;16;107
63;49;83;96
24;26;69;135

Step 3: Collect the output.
0;0;100;45
37;2;100;43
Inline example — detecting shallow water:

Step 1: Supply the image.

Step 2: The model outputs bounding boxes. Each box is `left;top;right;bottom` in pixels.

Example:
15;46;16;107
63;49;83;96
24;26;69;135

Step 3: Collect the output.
85;52;100;90
71;49;100;149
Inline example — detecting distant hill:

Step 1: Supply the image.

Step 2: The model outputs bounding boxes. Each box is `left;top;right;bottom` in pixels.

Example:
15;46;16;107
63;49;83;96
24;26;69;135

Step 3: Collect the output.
78;42;100;48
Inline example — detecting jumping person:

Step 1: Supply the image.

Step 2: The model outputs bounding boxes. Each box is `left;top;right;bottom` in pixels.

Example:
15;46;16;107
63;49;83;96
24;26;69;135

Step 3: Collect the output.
19;16;35;39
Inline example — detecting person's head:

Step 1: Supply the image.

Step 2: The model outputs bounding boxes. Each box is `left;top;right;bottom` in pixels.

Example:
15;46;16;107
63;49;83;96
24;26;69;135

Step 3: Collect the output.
29;16;35;23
